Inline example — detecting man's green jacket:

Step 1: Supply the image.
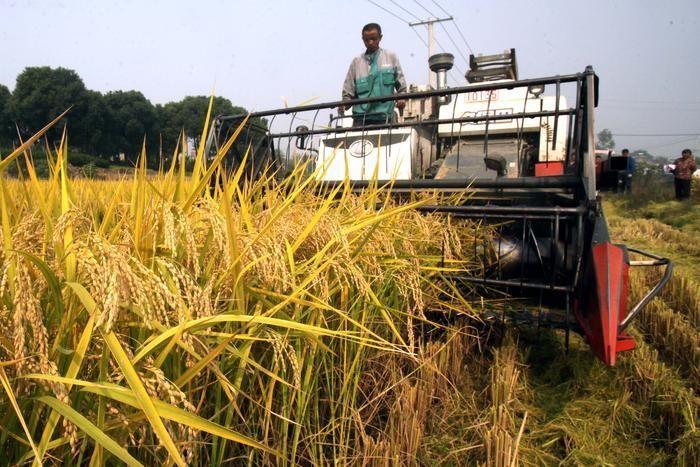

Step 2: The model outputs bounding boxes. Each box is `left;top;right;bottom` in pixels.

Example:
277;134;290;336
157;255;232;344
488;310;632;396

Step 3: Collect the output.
342;48;407;122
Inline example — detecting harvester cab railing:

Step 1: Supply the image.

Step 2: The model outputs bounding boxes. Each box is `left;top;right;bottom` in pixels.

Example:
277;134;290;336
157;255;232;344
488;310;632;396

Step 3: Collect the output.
206;64;670;366
210;71;592;186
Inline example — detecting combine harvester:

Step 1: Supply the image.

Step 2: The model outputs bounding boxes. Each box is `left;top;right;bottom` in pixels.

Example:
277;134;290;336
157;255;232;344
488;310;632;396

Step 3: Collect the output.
206;49;671;365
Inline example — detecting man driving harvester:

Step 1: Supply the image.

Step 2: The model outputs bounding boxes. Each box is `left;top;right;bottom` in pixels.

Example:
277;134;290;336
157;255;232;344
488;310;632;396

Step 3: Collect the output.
340;23;407;125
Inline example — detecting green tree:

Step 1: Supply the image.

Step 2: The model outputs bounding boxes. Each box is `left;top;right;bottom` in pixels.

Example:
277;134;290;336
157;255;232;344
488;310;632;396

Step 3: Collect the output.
10;67;92;149
157;96;270;171
0;84;12;147
596;128;615;150
157;96;243;154
7;67;258;166
103;90;158;162
80;90;113;158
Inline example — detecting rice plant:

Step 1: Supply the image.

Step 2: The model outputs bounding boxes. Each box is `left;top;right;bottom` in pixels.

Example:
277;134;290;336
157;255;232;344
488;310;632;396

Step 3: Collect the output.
630;269;700;388
1;107;698;466
0;110;491;465
660;274;700;327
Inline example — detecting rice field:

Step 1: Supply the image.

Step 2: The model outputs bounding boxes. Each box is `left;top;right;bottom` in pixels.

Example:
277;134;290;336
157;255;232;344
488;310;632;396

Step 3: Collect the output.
0;113;698;465
0;115;495;465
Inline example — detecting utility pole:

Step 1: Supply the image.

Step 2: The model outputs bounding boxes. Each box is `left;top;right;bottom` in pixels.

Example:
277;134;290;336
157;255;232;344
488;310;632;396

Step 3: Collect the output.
409;16;453;88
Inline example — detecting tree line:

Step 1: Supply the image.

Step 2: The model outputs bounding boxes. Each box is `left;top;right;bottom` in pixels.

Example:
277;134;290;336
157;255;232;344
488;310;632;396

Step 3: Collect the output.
0;66;254;163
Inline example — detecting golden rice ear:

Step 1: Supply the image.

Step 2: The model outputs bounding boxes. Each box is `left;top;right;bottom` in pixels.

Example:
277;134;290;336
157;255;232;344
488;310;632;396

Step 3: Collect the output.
190;93;215;188
3;114;695;466
0;121;491;464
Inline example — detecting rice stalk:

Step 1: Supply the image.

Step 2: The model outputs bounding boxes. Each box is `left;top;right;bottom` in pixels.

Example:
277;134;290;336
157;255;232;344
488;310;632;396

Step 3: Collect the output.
0;114;490;465
630;269;700;388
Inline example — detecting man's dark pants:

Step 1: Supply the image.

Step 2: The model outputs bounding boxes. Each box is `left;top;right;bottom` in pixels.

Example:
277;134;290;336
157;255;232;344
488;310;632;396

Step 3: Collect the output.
624;172;633;192
352;115;393;127
674;178;691;200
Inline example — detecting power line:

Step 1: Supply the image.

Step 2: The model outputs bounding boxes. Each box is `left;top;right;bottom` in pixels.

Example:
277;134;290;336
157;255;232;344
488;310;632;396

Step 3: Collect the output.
642;137;700;150
412;1;468;82
413;0;470;67
438;21;469;65
389;0;422;22
412;0;439;17
432;0;475;54
407;16;460;85
614;133;700;137
431;35;467;78
410;23;467;79
430;0;451;16
366;0;410;23
603;106;700;112
606;98;700;105
366;0;466;83
365;1;429;52
452;22;474;54
410;27;429;47
447;69;461;85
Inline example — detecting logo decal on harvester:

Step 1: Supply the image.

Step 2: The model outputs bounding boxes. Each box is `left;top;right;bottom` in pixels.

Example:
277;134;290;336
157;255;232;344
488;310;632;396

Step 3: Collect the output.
348;139;374;158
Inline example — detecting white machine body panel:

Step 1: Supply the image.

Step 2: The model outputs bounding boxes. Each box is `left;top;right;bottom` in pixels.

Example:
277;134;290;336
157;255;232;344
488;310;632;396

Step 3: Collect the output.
316;127;430;181
438;82;569;162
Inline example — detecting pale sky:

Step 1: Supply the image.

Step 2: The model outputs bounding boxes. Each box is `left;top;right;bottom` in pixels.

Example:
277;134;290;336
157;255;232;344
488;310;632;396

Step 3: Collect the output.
1;0;699;157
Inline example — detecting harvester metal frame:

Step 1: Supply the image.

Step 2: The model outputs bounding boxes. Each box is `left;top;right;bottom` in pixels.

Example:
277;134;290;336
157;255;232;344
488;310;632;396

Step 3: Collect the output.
205;66;671;366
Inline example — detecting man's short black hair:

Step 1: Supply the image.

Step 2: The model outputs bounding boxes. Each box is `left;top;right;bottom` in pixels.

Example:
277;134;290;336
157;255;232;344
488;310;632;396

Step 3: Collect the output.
682;148;692;155
621;148;630;154
362;23;382;35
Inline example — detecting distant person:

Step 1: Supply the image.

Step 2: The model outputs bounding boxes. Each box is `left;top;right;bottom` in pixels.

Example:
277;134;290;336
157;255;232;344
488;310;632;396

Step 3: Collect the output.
621;148;636;192
672;149;697;200
340;23;407;125
595;154;603;189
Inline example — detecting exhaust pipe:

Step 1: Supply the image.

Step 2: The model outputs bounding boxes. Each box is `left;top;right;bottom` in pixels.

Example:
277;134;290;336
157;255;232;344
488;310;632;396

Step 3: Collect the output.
429;53;455;104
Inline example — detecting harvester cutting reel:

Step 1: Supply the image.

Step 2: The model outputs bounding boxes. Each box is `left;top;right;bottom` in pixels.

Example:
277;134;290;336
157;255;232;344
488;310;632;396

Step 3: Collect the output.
468;217;670;364
476;245;672;359
205;64;673;365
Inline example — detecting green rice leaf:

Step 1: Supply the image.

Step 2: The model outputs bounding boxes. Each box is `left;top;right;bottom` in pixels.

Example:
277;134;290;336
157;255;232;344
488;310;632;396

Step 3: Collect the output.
80;386;279;457
36;396;143;467
0;367;42;465
66;282;187;467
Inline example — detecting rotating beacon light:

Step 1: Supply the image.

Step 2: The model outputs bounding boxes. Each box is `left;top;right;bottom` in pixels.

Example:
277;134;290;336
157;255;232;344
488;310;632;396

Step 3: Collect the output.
429;53;455;104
